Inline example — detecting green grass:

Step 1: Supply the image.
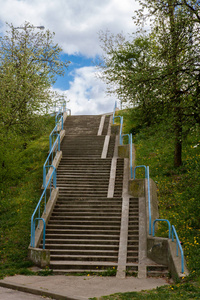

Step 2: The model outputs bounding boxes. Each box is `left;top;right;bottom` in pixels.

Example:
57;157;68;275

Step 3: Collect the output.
117;109;200;277
0;116;54;279
1;109;200;298
90;282;200;299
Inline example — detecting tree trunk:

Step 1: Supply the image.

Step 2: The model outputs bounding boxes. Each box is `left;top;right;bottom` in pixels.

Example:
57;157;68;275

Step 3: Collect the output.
174;122;182;167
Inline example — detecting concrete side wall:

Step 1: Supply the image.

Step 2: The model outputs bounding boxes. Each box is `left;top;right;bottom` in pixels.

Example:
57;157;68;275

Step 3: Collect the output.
147;236;189;280
144;178;159;234
28;188;59;267
111;124;120;135
129;176;189;279
118;144;129;158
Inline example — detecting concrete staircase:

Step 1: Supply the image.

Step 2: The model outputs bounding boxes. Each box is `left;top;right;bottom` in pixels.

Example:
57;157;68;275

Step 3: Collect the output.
40;114;168;277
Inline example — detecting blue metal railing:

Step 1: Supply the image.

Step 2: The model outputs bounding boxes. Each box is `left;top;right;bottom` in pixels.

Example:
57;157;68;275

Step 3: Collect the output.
122;133;133;179
32;218;46;250
30;100;70;249
31;169;56;248
113;101;117;124
153;219;171;239
134;165;152;235
152;220;184;273
172;225;184;273
43;137;60;188
113;101;133;179
49;123;61;154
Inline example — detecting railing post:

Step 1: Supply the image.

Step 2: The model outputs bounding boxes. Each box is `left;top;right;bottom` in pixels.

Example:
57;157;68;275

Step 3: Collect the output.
133;165;147;179
172;225;184;273
130;133;133;179
113;101;117;124
153;219;171;238
147;166;152;235
119;116;123;145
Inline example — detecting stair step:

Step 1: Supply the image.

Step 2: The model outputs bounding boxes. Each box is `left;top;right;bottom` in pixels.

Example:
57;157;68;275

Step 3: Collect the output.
44;244;119;250
48;220;121;226
47;225;121;230
45;234;120;240
45;239;119;245
51;255;118;262
50;261;118;270
147;265;169;277
50;250;118;256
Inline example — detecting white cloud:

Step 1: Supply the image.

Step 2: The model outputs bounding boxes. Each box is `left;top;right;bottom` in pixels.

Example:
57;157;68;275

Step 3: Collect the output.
54;66;116;115
0;0;140;115
0;0;140;57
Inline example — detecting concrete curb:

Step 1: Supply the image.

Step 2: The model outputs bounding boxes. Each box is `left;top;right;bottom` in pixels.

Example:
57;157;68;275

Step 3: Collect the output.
0;281;87;300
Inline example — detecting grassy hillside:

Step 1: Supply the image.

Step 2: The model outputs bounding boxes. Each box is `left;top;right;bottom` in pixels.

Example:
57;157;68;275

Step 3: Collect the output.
119;108;200;277
0;109;200;298
0;115;54;278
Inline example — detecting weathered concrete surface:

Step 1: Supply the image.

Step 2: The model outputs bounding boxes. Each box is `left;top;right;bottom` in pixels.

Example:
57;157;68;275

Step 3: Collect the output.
0;286;53;300
147;236;189;280
128;176;189;280
129;179;145;198
118;144;129;158
28;188;59;267
111;124;120;135
116;158;130;278
97;115;105;136
144;178;159;235
0;275;169;300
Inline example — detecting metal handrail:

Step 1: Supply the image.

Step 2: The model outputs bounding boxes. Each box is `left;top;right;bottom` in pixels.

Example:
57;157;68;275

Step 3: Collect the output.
43;136;60;188
122;133;133;179
147;166;151;235
134;165;152;235
112;101;133;179
31;169;56;248
30;100;70;249
113;115;123;145
172;225;184;273
113;101;117;124
153;219;171;238
31;218;46;249
134;165;147;178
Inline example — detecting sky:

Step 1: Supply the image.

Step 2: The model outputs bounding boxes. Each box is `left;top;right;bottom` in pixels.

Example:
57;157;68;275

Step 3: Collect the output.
0;0;140;115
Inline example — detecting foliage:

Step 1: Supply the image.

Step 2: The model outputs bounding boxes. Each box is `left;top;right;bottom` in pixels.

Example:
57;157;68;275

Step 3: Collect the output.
91;106;200;299
90;282;200;299
0;22;69;135
99;0;200;167
0;116;54;278
120;107;200;278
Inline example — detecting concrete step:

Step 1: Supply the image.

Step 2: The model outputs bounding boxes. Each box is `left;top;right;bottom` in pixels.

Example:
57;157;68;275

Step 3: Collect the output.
147;265;169;278
45;233;120;240
44;244;119;251
52;210;122;215
50;249;118;256
50;255;118;262
48;220;121;226
50;260;118;271
54;204;122;209
42;114;132;275
45;239;119;245
47;225;121;230
46;229;120;235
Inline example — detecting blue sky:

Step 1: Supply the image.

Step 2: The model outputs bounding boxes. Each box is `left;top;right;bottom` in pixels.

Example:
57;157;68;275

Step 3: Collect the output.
54;54;94;91
0;0;140;115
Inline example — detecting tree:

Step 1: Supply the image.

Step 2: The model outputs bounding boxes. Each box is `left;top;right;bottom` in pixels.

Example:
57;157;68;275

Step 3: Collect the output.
0;22;70;136
99;0;200;167
0;22;70;185
98;31;167;125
